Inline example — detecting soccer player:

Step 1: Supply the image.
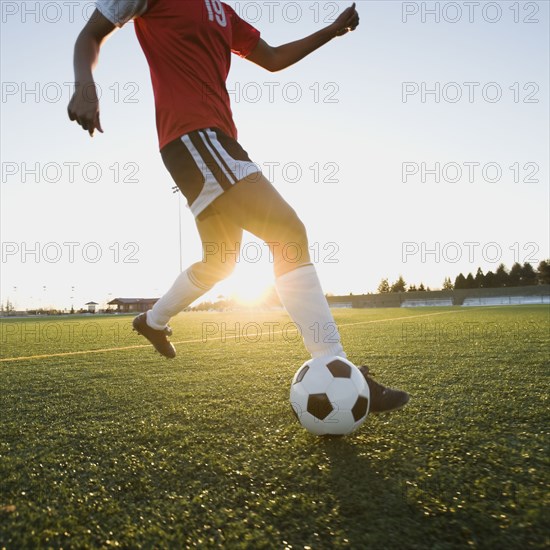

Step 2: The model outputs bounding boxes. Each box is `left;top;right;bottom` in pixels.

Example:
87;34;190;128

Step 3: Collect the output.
68;0;409;412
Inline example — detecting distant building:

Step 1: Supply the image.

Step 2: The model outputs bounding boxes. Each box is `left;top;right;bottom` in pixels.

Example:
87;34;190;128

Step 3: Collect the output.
85;301;99;313
108;298;159;313
327;284;550;308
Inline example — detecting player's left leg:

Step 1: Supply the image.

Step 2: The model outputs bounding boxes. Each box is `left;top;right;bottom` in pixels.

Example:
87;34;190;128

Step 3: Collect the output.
147;211;242;329
134;212;243;358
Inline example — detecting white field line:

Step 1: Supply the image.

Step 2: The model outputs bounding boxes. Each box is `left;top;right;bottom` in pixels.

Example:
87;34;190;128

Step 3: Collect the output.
0;308;476;364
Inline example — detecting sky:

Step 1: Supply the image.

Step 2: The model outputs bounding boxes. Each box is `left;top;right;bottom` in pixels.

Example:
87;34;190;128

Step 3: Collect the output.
1;0;549;311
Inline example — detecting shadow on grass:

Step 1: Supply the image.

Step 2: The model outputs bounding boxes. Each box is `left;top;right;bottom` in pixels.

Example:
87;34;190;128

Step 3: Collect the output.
317;434;467;548
319;437;422;548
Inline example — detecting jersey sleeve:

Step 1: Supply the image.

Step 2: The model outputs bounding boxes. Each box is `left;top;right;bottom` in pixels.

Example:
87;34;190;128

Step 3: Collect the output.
224;3;261;58
95;0;148;27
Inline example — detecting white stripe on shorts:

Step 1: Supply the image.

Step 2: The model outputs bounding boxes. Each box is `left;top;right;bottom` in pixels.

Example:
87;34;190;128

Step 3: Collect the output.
180;134;225;214
203;128;260;183
198;130;238;185
179;129;263;217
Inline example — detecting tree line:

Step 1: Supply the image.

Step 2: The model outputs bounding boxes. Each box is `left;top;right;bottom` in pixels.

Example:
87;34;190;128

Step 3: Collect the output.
378;260;550;293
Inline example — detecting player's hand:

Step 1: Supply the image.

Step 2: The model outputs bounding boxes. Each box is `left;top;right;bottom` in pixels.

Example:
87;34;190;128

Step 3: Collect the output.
67;82;104;137
331;2;360;37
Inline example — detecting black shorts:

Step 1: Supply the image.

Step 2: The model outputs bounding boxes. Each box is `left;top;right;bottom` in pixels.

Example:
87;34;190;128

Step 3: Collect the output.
161;127;262;218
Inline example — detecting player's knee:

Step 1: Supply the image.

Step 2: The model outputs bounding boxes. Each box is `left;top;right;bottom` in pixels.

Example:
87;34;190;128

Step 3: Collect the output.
193;256;237;286
210;257;237;283
269;212;308;246
293;216;308;244
217;256;238;280
283;214;309;252
269;215;310;271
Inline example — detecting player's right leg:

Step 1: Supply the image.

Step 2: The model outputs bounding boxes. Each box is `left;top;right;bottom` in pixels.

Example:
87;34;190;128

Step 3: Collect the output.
208;173;410;413
207;173;345;357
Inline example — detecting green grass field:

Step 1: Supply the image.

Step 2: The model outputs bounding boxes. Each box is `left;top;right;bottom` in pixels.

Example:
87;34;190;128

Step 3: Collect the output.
1;306;548;548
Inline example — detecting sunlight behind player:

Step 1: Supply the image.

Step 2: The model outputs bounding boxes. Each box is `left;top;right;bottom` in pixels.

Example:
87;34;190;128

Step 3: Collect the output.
228;267;273;306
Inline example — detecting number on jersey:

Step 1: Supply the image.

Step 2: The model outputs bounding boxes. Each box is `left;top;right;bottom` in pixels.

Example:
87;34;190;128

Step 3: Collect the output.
204;0;227;27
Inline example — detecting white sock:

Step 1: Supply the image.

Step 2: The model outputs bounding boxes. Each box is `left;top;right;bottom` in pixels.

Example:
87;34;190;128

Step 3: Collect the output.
275;264;346;359
146;268;211;330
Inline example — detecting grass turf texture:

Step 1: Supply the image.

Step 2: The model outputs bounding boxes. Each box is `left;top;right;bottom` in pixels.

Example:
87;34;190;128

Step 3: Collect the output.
0;306;548;548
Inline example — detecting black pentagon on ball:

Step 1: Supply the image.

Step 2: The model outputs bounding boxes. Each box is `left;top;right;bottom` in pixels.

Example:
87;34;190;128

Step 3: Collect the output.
307;393;333;420
294;364;309;384
326;359;352;378
351;396;369;422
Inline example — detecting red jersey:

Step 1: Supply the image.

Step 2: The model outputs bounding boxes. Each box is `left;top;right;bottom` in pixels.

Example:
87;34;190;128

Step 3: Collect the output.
97;0;261;149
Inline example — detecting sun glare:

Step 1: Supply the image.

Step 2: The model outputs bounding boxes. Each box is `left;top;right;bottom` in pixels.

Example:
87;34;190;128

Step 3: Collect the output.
226;265;274;306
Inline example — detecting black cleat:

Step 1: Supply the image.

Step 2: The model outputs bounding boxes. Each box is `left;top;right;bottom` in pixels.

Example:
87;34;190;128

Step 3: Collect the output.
359;366;410;414
132;312;176;359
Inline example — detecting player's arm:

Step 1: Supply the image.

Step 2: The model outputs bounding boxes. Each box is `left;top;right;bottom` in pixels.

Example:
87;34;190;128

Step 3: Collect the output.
246;3;359;72
68;9;116;136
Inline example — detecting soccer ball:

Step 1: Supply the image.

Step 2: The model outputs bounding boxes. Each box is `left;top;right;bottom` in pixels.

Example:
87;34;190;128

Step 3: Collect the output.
289;356;370;436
